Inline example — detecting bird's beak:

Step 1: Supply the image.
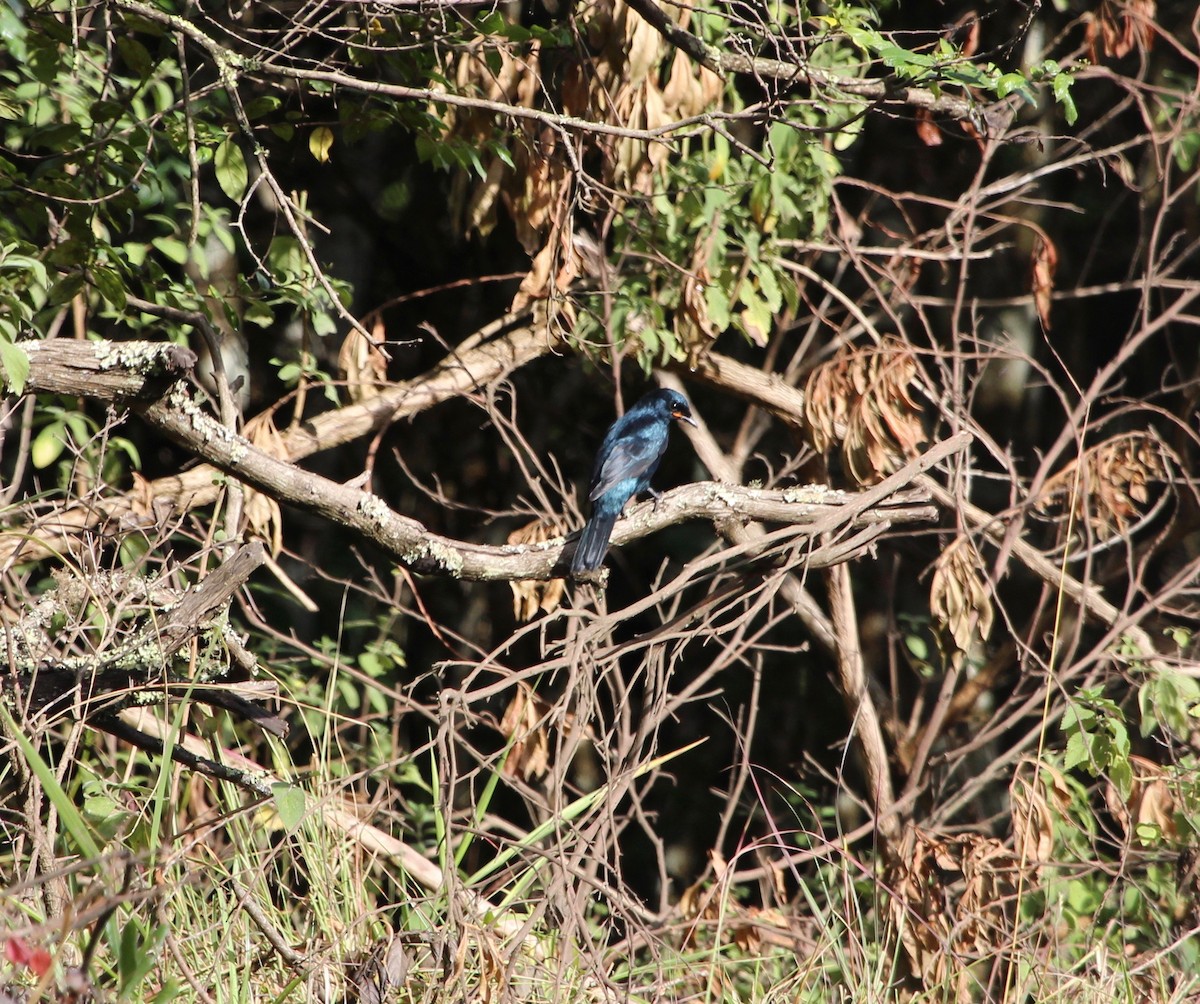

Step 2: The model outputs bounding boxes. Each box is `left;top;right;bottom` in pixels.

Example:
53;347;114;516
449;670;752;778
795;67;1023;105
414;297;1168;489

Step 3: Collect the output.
673;409;698;428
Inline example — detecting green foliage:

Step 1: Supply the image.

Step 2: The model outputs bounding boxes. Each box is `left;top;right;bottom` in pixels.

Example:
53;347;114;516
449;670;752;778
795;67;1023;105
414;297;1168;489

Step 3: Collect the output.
1059;685;1132;795
831;5;1079;124
0;241;46;392
0;1;352;398
214;137;248;201
1138;663;1200;740
589;109;838;368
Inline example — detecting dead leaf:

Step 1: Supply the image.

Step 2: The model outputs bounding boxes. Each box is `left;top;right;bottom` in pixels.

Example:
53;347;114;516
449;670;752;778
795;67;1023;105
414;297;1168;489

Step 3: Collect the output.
1030;233;1058;331
930;537;994;658
889;824;1023;996
805;338;927;484
499;682;552;781
438;0;723;253
951;11;980;58
1010;760;1070;872
339;319;389;404
1087;0;1156;61
242;412;287;556
915;108;943;147
506;520;566;621
1035;430;1176;543
1105;754;1179;846
355;938;414;1004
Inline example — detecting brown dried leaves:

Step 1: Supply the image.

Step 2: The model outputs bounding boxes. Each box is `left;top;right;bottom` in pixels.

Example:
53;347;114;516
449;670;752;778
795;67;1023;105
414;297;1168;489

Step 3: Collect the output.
339;320;389;404
678;851;797;958
930;537;994;658
498;682;552;782
1035;431;1175;543
241;412;287;556
1030;232;1058;331
1105;754;1182;846
1010;760;1071;872
803;339;927;484
506;519;566;620
1086;0;1156;62
443;2;723;306
890;826;1022;998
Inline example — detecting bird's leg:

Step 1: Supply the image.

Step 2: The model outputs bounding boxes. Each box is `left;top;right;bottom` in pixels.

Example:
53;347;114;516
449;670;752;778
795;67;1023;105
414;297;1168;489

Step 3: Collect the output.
647;486;662;511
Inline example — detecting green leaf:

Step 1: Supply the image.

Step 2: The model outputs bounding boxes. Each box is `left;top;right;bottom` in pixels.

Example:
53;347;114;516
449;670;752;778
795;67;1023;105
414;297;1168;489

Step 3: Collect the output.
89;98;125;123
1063;729;1091;771
757;262;783;313
49;272;86;306
0;249;49;288
491;141;515;170
272;783;306;831
995;72;1029;99
738;288;773;346
244;95;282;120
115;36;154;78
1053;73;1078;126
152;236;190;266
91;266;127;309
0;339;30;394
1109;757;1133;799
905;634;928;660
309;126;334;163
31;422;66;469
705;283;731;330
215;138;248;202
118;919;167;995
243;300;274;327
1134;821;1162;845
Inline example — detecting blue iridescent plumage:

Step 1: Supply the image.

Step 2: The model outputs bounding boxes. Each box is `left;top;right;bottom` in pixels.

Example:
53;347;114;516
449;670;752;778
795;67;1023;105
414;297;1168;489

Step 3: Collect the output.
571;388;696;575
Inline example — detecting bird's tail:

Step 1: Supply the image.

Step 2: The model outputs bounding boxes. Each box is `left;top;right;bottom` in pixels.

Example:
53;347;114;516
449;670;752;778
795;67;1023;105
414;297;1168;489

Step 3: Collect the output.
571;510;619;574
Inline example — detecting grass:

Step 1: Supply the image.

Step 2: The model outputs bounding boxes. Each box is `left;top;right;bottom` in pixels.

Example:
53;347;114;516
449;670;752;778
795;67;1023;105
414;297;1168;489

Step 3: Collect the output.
3;656;1199;1004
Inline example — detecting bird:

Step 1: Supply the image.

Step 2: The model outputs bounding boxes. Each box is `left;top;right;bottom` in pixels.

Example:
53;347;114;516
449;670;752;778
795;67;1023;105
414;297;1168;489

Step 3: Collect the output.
571;388;697;576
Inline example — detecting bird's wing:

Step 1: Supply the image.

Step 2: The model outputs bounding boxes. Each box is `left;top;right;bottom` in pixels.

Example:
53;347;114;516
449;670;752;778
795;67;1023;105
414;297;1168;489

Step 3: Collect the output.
589;428;664;500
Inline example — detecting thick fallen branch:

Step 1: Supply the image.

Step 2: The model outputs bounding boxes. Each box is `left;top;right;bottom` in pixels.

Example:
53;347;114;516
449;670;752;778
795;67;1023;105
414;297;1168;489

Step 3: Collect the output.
3;541;267;723
12;339;198;399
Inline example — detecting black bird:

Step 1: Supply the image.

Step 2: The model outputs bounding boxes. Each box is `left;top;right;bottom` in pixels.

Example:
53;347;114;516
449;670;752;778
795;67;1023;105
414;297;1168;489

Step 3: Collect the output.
571;388;697;576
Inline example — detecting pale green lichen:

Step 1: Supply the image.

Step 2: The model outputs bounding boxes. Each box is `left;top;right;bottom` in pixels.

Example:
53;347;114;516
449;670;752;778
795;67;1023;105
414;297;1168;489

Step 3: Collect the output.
193;624;230;682
397;536;464;576
503;537;561;554
94;340;168;372
782;484;845;504
167;383;243;452
356;493;391;524
424;538;464;575
356;494;464;573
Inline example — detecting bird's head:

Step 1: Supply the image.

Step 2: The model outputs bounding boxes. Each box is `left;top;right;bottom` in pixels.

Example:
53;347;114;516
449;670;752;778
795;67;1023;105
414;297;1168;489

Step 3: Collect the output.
653;388;698;428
